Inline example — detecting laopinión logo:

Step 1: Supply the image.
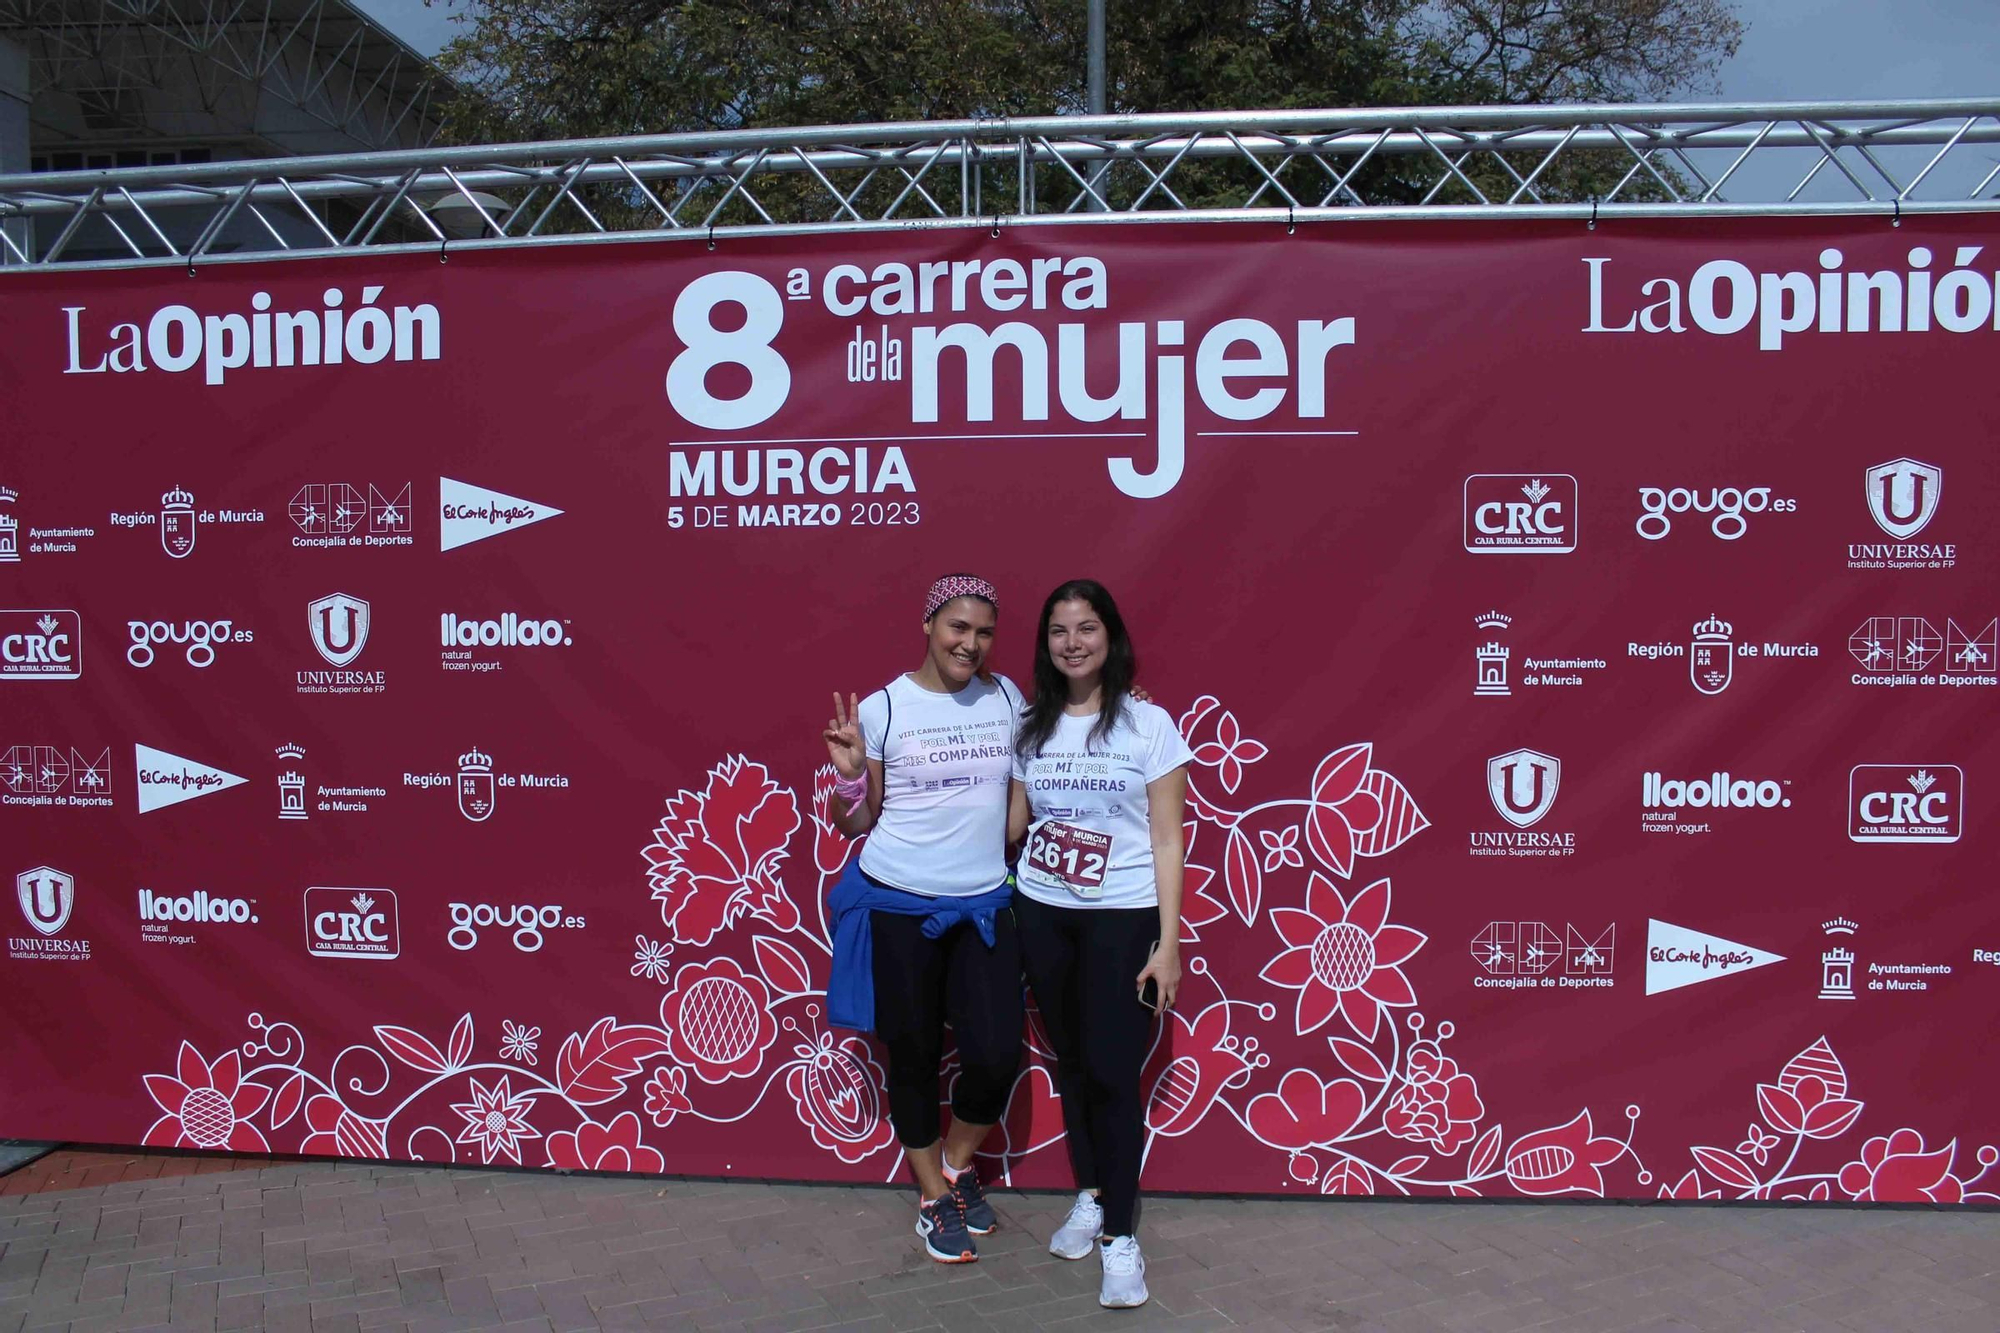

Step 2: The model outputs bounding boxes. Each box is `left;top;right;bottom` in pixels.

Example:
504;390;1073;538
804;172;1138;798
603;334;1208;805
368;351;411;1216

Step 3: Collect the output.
1472;748;1574;857
1635;486;1797;540
1848;616;1995;688
1848;764;1962;844
289;482;414;548
126;617;252;668
63;285;440;385
305;888;399;960
447;901;585;952
1;745;113;808
1463;475;1577;553
11;866;90;961
1;610;82;680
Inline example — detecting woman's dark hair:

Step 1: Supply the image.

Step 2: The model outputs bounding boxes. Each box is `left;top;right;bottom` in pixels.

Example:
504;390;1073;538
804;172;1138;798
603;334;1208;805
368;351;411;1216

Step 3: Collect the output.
1016;579;1137;759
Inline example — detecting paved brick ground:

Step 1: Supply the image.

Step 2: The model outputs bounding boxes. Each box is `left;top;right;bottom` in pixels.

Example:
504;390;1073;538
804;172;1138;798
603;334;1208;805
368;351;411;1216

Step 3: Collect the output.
2;1150;1996;1332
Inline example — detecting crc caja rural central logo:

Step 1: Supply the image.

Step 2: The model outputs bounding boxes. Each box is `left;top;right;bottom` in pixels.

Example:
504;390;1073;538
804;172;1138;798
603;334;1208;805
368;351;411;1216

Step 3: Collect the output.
1848;765;1962;843
1463;475;1577;554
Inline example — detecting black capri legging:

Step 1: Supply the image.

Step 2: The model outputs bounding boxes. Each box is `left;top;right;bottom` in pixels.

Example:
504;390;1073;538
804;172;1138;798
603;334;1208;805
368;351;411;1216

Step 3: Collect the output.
870;907;1025;1148
1013;893;1159;1237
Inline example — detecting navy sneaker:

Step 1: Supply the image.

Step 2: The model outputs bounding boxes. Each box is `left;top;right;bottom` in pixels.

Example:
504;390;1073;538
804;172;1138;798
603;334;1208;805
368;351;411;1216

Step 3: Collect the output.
947;1162;997;1235
916;1194;977;1263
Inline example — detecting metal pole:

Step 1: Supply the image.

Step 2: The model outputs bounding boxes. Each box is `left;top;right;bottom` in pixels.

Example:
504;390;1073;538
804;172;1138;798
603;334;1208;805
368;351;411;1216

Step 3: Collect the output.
1087;0;1107;211
1088;0;1105;116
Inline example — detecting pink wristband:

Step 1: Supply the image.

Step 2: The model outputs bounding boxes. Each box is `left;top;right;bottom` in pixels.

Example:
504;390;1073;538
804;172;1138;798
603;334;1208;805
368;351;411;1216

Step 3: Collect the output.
834;770;868;817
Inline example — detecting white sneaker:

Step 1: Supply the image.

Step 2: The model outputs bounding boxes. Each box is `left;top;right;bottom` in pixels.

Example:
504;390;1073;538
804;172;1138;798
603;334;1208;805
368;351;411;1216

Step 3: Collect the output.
1098;1234;1148;1308
1049;1190;1104;1260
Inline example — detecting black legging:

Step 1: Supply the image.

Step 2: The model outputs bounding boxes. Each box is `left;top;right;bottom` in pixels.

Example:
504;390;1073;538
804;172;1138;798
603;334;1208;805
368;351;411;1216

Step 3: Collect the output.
1014;893;1158;1237
870;908;1024;1148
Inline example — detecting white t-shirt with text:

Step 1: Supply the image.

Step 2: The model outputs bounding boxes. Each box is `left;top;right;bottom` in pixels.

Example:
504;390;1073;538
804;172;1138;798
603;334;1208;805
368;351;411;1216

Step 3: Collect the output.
857;673;1021;897
1013;698;1193;910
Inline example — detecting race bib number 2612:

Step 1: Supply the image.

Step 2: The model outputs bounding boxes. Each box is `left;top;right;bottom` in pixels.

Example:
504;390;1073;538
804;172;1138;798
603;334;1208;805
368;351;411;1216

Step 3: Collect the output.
1024;821;1112;897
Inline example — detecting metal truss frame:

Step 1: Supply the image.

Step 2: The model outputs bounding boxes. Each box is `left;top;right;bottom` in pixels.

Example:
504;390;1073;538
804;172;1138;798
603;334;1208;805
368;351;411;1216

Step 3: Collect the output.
4;98;2000;270
2;0;449;155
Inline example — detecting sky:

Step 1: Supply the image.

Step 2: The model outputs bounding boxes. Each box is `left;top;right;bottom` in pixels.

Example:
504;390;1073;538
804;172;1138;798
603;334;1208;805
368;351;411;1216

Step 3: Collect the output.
354;0;2000;201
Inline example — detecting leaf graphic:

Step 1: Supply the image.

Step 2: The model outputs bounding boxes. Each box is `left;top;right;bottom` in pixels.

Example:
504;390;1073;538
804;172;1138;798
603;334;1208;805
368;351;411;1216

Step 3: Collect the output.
1690;1146;1760;1193
1387;1155;1429;1178
374;1025;450;1075
447;1015;473;1071
1756;1083;1804;1135
269;1073;307;1130
1449;1184;1480;1198
556;1017;672;1106
752;935;814;998
1350;771;1430;858
1468;1124;1504;1178
1223;825;1262;926
1800;1098;1865;1141
1326;1038;1389;1083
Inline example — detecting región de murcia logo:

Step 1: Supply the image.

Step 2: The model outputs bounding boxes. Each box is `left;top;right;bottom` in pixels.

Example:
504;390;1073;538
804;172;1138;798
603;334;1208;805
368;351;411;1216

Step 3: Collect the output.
402;746;572;822
1627;614;1817;695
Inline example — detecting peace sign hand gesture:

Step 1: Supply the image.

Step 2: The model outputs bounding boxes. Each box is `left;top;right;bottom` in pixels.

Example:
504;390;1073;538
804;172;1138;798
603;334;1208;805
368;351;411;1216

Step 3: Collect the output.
824;692;866;779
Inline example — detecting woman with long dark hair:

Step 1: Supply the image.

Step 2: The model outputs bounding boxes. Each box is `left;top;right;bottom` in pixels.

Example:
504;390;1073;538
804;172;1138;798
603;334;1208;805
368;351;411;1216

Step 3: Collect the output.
820;575;1022;1264
1008;579;1190;1309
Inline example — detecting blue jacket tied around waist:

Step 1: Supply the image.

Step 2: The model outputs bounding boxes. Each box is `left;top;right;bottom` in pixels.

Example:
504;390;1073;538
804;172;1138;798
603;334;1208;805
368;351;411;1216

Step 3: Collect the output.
825;859;1014;1033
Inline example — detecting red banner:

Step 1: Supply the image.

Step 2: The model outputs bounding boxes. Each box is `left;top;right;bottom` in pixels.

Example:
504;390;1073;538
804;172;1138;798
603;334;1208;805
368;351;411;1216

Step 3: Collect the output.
4;219;1998;1204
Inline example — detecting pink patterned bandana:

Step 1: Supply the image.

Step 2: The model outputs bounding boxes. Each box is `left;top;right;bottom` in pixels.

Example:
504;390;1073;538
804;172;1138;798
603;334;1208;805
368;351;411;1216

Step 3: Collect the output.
924;575;998;620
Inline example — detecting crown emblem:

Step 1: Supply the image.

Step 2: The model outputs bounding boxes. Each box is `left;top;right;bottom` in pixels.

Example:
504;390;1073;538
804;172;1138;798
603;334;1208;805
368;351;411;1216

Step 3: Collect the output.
350;892;375;916
1474;611;1512;630
458;747;492;774
0;486;17;503
35;614;58;636
1519;479;1550;503
161;485;195;511
1821;917;1857;936
1908;769;1936;794
1692;614;1732;642
275;743;305;761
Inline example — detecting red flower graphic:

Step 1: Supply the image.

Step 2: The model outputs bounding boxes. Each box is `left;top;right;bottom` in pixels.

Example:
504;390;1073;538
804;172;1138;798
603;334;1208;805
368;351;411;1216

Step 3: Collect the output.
1177;821;1230;944
1182;697;1268;794
809;764;856;877
1504;1110;1627;1197
1759;1038;1865;1140
644;756;802;945
1659;1170;1721;1201
784;1032;894;1163
299;1094;388;1160
644;1065;694;1128
1260;874;1423;1040
142;1042;271;1152
1838;1130;1964;1203
1246;1069;1366;1151
1301;744;1428;876
546;1111;666;1173
1384;1044;1484;1155
660;956;779;1084
451;1075;541;1165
